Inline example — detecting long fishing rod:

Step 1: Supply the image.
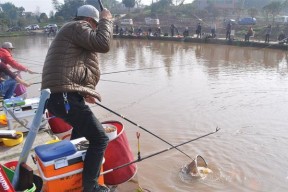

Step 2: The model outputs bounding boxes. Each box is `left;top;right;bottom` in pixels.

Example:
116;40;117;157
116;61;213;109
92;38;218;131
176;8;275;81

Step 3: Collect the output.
101;63;192;75
101;127;220;175
100;79;145;85
98;0;104;11
29;78;144;86
96;103;193;160
255;36;288;50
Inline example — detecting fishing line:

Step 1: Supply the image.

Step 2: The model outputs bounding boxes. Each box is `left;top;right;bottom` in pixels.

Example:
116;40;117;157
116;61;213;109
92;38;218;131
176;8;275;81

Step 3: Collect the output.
254;36;288;50
15;56;44;64
29;78;144;86
100;79;146;85
101;127;220;175
14;57;45;66
92;86;169;120
96;102;193;160
101;63;192;75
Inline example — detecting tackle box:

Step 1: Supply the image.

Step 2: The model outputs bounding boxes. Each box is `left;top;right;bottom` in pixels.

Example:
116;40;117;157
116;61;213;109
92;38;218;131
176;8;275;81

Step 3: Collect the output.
3;97;47;130
35;138;104;192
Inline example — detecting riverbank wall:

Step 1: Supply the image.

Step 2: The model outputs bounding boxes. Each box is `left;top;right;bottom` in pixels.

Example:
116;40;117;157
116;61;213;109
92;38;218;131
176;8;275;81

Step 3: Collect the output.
113;34;288;51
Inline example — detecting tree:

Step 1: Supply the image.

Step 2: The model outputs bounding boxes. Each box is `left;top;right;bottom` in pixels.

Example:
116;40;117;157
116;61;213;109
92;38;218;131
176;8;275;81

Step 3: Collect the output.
122;0;136;12
1;2;21;26
135;0;142;8
263;1;282;24
17;17;26;27
52;0;63;11
151;0;172;13
206;1;220;21
55;0;85;20
247;8;258;18
49;11;54;18
86;0;98;7
39;13;49;22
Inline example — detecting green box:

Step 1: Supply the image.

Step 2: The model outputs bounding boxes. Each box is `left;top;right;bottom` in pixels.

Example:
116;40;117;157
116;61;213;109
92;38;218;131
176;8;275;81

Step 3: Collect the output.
4;97;25;108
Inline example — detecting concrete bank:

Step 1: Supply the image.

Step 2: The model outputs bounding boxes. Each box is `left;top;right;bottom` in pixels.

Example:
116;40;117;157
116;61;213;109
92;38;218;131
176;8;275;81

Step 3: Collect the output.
113;34;288;51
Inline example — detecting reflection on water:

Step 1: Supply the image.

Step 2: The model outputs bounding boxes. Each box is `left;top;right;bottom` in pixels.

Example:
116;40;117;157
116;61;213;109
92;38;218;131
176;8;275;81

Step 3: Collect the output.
2;36;288;192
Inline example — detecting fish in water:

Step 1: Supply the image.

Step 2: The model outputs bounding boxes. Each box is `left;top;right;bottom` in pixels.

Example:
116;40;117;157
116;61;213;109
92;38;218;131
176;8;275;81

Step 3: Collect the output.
185;155;213;178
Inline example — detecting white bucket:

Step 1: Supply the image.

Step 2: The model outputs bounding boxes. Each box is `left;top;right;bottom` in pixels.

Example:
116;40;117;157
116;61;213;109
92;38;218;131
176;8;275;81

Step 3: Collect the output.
102;124;117;141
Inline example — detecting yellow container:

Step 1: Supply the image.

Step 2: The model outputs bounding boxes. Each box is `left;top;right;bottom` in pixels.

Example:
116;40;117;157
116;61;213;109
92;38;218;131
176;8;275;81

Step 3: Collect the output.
45;139;60;144
0;114;7;125
2;131;23;147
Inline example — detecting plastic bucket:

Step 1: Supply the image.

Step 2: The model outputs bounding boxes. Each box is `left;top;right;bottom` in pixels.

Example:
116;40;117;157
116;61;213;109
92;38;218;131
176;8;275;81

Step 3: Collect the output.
47;112;72;134
102;121;137;185
53;128;72;140
3;161;18;171
23;183;36;192
1;165;14;182
2;164;43;192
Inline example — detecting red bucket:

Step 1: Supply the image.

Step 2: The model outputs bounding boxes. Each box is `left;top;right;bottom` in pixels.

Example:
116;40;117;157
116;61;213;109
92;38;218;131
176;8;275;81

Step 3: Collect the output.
3;161;18;171
47;112;72;134
102;121;137;185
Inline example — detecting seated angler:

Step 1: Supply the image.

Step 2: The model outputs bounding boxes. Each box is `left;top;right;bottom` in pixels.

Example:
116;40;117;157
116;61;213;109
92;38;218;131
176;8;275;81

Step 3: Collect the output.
0;61;30;99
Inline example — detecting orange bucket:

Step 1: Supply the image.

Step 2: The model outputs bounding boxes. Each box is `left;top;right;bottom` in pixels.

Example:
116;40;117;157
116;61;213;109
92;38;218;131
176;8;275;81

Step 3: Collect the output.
102;121;137;185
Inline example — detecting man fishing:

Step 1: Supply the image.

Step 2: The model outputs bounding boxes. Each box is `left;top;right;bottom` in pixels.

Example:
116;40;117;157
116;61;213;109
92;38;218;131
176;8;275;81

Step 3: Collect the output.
0;61;30;99
0;42;35;74
41;4;113;192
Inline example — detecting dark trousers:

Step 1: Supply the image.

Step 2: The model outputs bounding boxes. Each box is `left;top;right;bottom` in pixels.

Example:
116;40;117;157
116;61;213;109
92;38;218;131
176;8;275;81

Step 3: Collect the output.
47;92;109;192
0;78;17;99
245;34;251;41
265;34;270;43
226;30;231;40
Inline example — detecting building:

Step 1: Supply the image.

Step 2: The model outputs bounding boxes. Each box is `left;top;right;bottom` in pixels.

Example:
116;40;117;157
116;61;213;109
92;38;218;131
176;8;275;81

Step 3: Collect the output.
193;0;241;10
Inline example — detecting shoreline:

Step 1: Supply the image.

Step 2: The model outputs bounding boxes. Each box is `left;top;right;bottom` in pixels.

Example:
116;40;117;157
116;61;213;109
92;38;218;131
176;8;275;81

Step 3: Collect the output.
113;34;288;51
2;31;287;51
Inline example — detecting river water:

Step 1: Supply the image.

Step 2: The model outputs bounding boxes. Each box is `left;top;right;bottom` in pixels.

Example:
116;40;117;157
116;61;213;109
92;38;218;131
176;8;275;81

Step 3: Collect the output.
2;36;288;192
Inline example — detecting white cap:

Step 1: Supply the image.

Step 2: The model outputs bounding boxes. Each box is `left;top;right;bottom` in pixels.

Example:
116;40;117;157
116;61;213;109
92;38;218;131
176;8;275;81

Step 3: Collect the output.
77;5;99;23
2;42;15;49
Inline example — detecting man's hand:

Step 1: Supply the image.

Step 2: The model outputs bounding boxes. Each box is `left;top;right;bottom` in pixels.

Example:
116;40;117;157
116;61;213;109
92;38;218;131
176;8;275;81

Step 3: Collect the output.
26;69;38;74
15;76;30;87
22;81;31;87
84;95;97;104
100;8;112;20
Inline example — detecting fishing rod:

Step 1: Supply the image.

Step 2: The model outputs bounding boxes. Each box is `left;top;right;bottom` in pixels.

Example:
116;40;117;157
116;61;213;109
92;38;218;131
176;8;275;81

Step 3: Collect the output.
255;36;288;50
12;89;50;188
29;78;144;86
101;63;192;75
101;127;220;175
100;79;145;85
98;0;104;11
96;103;193;160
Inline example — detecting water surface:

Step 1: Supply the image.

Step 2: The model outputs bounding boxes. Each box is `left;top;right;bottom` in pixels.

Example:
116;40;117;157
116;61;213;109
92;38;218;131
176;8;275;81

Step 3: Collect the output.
4;36;288;192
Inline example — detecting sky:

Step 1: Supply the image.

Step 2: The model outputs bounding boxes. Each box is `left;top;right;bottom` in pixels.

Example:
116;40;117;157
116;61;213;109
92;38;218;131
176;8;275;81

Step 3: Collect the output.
2;0;194;15
2;0;63;15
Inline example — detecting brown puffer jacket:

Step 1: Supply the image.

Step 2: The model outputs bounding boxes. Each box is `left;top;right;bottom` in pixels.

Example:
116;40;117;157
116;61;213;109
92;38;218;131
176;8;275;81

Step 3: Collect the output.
41;19;113;101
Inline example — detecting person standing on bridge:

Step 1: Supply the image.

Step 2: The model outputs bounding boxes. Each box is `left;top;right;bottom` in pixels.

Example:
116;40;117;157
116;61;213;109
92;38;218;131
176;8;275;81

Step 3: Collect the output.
265;24;272;43
226;22;232;40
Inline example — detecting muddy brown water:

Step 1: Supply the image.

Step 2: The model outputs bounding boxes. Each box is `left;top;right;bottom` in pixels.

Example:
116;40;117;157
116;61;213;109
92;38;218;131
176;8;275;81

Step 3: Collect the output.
3;36;288;192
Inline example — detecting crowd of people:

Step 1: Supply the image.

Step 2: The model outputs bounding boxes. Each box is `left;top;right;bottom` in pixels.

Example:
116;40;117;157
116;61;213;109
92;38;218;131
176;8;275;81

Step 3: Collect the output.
114;21;288;45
